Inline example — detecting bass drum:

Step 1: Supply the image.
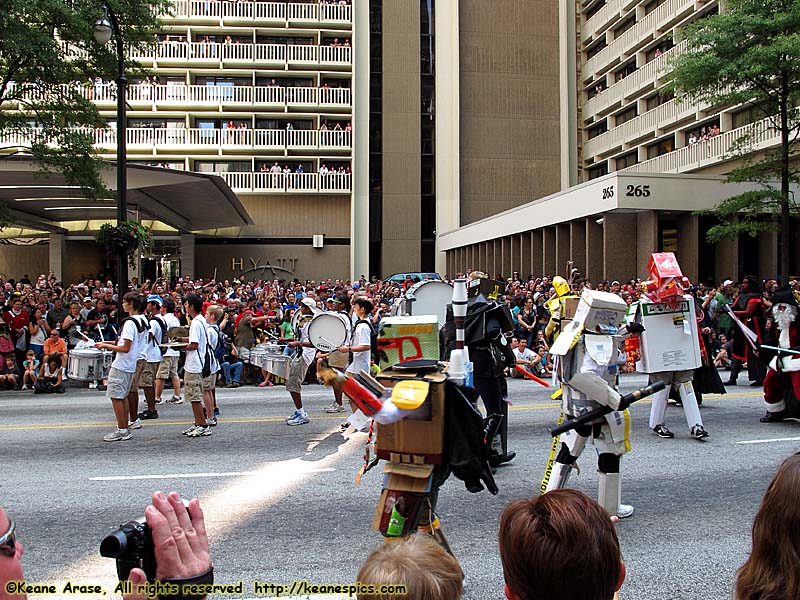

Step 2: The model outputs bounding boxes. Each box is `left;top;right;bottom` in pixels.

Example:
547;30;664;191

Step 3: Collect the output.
400;280;454;328
308;312;352;352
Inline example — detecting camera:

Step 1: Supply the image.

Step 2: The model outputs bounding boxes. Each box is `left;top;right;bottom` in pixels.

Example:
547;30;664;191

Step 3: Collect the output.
100;518;157;582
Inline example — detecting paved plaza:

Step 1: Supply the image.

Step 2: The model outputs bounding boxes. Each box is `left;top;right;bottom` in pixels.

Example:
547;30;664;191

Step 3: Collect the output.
1;375;797;600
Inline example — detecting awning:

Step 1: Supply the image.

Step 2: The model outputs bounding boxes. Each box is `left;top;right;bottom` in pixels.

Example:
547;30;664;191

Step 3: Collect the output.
0;156;253;233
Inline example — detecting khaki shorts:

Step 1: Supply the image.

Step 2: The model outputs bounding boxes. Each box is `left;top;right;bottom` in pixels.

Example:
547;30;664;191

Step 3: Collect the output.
185;371;204;403
106;367;134;401
202;373;216;391
286;354;310;394
130;359;146;391
139;362;159;388
156;355;178;379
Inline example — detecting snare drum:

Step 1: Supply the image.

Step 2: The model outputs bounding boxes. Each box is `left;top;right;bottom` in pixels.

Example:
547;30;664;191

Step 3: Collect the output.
68;348;108;381
249;347;268;369
399;280;454;328
308;312;352;353
262;355;290;379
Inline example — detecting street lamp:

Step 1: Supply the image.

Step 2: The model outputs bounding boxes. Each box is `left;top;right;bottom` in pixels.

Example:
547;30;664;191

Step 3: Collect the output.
94;2;128;312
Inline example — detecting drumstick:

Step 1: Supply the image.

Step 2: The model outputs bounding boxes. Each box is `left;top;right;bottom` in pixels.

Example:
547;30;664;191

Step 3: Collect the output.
319;335;342;350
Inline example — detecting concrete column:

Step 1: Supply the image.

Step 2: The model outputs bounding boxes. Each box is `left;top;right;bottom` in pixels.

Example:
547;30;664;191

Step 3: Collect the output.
521;232;533;279
555;223;570;276
759;230;779;279
486;241;495;277
586;217;603;284
180;233;196;280
509;235;518;277
636;210;658;277
715;236;738;283
677;213;700;283
48;234;66;283
501;237;511;279
571;220;587;272
544;227;557;276
604;213;637;281
532;230;544;277
351;0;371;280
434;0;460;275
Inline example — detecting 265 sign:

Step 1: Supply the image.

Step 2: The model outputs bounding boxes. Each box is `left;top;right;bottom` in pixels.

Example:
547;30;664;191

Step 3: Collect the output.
625;184;651;197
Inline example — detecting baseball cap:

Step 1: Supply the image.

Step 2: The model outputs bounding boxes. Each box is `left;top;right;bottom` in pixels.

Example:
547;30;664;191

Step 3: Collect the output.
83;297;92;302
723;279;734;287
300;297;317;310
147;294;163;307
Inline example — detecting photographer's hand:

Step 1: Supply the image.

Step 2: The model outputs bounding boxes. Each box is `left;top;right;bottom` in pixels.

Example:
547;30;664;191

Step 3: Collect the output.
124;491;212;600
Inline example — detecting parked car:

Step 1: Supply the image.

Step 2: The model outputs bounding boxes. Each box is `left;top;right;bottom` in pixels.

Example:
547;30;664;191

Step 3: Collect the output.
383;272;442;284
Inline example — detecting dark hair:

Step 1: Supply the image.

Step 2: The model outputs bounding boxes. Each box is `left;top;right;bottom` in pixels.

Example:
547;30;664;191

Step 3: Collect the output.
184;294;203;314
499;489;622;600
743;275;762;294
164;298;175;313
122;292;142;311
735;454;800;600
353;297;374;314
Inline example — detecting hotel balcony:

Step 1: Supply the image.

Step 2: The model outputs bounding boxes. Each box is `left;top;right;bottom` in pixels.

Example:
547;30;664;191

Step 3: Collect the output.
0;127;352;154
163;1;352;27
582;40;686;119
129;41;351;69
622;116;779;174
582;0;697;80
216;171;351;194
7;83;352;112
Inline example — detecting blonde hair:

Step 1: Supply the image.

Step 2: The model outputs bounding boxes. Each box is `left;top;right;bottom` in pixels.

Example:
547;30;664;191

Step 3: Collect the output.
206;304;224;322
357;535;463;600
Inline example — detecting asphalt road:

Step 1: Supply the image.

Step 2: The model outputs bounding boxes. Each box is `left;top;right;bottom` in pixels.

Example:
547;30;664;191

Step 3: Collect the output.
1;374;797;600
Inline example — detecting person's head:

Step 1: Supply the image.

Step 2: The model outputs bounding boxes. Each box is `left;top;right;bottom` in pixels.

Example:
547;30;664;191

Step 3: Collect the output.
518;338;528;350
206;304;223;324
735;454;800;600
0;506;24;600
741;275;761;294
25;350;34;362
353;297;373;318
69;302;80;314
121;292;141;315
356;534;463;600
499;489;625;600
4;356;15;369
184;294;203;317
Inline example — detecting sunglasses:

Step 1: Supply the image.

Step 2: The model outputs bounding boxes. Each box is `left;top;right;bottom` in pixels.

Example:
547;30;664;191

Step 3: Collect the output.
0;520;16;557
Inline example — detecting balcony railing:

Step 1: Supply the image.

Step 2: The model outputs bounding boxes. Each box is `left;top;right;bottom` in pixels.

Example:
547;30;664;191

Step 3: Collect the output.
130;41;351;67
162;1;352;25
216;171;352;193
0;127;352;152
583;0;622;43
623;116;779;174
583;0;695;79
584;94;703;158
10;83;352;110
583;40;687;118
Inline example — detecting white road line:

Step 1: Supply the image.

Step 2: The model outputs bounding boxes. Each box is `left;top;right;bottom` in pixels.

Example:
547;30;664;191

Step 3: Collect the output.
89;468;335;481
736;436;800;445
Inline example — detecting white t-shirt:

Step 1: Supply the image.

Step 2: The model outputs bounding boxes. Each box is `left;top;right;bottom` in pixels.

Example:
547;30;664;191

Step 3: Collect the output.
162;313;181;357
111;318;141;373
298;319;316;366
206;323;221;374
130;314;149;361
514;347;538;364
184;314;207;374
145;317;163;363
346;320;372;375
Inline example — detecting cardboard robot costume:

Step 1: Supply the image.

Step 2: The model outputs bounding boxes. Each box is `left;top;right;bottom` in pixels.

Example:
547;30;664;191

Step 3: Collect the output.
633;253;707;440
545;289;640;519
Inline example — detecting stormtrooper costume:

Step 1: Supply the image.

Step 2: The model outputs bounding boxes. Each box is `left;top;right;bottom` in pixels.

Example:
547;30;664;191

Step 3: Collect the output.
761;288;800;422
546;290;638;519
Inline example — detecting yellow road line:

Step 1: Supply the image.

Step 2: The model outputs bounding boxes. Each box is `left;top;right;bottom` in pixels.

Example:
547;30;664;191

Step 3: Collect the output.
0;390;763;432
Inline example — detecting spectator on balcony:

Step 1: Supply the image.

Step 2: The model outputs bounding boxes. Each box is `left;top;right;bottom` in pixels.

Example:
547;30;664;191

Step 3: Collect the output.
333;122;342;131
345;121;352;133
688;132;698;145
343;38;350;47
286;122;294;131
270;162;282;174
320;121;328;131
321;82;330;90
699;127;709;142
345;165;351;175
319;164;329;176
655;47;662;58
260;163;269;173
224;35;232;45
268;79;279;87
710;124;720;137
332;38;340;47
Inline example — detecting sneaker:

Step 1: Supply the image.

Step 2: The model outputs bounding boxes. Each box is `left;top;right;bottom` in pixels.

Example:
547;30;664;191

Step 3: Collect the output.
231;382;240;388
186;425;212;437
138;410;159;420
155;397;166;405
617;504;635;519
213;406;220;416
287;410;310;426
324;401;345;413
168;395;184;404
206;416;218;427
690;424;709;440
88;381;97;389
128;418;142;430
182;425;198;435
103;429;131;442
652;424;674;439
20;384;28;390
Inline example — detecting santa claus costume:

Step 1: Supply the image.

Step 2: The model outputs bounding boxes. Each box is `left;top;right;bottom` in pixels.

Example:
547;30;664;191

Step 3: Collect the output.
761;288;800;423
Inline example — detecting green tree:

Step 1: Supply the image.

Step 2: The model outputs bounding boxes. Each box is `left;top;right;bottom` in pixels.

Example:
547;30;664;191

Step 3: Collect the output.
668;0;800;283
0;0;170;205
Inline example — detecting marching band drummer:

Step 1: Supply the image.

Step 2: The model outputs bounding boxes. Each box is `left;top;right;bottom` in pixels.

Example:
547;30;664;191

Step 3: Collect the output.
280;298;319;426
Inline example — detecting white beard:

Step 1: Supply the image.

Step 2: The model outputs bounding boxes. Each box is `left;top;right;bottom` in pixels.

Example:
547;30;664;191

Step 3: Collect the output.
774;304;798;348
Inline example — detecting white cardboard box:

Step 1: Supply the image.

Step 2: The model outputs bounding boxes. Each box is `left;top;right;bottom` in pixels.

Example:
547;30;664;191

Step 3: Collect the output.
636;296;701;373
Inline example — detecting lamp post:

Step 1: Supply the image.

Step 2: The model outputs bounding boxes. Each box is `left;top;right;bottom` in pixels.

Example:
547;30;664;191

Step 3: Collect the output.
94;3;128;311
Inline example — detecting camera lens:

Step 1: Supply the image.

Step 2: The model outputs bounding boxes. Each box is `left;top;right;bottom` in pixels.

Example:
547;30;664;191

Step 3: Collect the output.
99;530;129;558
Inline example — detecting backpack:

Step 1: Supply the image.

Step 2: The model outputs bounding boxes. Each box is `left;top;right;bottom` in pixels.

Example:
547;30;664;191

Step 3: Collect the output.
150;316;169;355
209;324;226;364
119;316;147;335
